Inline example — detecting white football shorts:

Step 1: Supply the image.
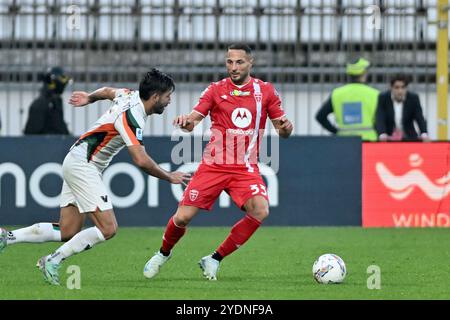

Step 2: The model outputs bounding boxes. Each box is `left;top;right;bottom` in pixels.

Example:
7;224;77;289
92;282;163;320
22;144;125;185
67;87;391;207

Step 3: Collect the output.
60;152;113;213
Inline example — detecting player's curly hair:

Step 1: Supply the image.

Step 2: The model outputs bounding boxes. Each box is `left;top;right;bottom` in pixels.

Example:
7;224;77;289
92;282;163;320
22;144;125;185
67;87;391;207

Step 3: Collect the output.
139;68;175;100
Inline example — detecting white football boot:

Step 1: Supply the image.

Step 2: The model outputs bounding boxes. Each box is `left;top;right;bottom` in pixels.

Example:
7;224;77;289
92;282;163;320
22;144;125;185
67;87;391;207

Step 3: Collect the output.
143;251;172;279
37;255;61;285
198;255;220;281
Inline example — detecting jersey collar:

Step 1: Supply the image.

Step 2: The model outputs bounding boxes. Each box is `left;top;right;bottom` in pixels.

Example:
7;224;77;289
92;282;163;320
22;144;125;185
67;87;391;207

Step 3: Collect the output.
227;76;254;89
137;95;148;117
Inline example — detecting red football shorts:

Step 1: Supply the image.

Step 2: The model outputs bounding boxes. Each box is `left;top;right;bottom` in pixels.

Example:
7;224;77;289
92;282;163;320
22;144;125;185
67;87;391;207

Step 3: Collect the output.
179;163;269;211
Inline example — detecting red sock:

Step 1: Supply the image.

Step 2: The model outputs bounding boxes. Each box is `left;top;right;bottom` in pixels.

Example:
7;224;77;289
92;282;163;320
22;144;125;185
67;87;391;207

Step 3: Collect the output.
216;214;261;258
161;216;186;254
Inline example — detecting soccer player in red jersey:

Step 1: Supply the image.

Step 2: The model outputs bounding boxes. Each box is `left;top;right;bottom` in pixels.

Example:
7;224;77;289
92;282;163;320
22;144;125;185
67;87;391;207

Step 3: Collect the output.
144;44;293;280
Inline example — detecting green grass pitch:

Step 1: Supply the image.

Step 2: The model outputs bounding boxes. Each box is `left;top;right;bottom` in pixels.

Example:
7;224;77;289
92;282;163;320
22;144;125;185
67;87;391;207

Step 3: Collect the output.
1;226;449;299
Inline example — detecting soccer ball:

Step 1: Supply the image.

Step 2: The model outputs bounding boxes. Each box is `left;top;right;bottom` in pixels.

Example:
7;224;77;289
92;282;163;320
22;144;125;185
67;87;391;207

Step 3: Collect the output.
312;253;346;284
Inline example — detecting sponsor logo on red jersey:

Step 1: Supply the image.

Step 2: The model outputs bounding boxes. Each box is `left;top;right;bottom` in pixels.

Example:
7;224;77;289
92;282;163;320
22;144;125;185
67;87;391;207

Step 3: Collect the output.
230;89;251;96
231;107;252;128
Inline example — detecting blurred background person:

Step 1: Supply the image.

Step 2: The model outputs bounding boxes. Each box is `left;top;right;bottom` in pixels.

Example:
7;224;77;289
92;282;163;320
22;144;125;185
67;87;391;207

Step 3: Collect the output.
375;74;430;142
315;58;379;141
23;66;71;135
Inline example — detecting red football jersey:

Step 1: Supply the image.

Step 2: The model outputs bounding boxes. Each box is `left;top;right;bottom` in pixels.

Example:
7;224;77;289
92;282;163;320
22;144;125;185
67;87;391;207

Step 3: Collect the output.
193;77;285;172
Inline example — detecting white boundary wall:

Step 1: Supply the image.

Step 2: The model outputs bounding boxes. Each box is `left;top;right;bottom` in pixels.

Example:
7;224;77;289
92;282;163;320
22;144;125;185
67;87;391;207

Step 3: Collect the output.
0;83;448;140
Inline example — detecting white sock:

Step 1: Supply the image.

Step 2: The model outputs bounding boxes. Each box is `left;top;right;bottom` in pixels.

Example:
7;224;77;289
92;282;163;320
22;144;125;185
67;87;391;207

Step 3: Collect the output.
7;223;61;245
48;227;105;264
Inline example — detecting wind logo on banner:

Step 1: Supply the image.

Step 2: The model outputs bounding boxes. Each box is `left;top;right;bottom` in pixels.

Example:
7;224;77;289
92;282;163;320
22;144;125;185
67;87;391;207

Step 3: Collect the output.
376;153;450;201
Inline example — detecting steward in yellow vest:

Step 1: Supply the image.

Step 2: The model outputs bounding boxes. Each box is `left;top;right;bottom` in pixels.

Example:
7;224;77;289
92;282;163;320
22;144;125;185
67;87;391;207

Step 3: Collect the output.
315;58;379;141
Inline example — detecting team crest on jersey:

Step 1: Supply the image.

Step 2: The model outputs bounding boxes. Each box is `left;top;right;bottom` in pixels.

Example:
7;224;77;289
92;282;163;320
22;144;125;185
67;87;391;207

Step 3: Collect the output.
231;107;252;128
254;93;262;103
230;89;251;97
189;189;199;201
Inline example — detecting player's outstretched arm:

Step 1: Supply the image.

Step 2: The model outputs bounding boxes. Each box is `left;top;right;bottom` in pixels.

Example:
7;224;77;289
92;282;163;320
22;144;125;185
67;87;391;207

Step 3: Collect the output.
69;87;121;107
173;111;204;132
272;116;293;138
127;145;191;185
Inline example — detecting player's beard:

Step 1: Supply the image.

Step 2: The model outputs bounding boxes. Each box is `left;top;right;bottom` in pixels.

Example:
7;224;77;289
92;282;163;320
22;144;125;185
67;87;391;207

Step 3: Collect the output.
229;71;249;86
153;100;168;114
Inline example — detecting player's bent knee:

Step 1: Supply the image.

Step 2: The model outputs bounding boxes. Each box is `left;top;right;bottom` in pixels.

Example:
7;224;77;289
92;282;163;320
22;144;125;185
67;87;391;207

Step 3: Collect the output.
173;214;191;227
60;231;77;242
99;225;117;240
248;207;270;222
60;226;82;241
174;207;198;227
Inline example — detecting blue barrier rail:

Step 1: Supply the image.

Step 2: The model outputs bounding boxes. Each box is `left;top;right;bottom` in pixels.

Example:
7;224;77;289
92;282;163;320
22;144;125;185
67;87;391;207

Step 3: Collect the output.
0;136;361;226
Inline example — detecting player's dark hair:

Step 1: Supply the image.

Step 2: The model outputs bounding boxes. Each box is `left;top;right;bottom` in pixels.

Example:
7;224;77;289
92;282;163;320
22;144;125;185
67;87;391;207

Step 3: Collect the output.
390;73;410;87
228;43;252;56
139;68;175;100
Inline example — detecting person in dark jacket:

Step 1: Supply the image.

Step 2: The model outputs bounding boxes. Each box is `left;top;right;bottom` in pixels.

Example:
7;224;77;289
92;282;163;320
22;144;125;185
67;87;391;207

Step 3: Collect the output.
24;67;71;135
375;74;429;142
